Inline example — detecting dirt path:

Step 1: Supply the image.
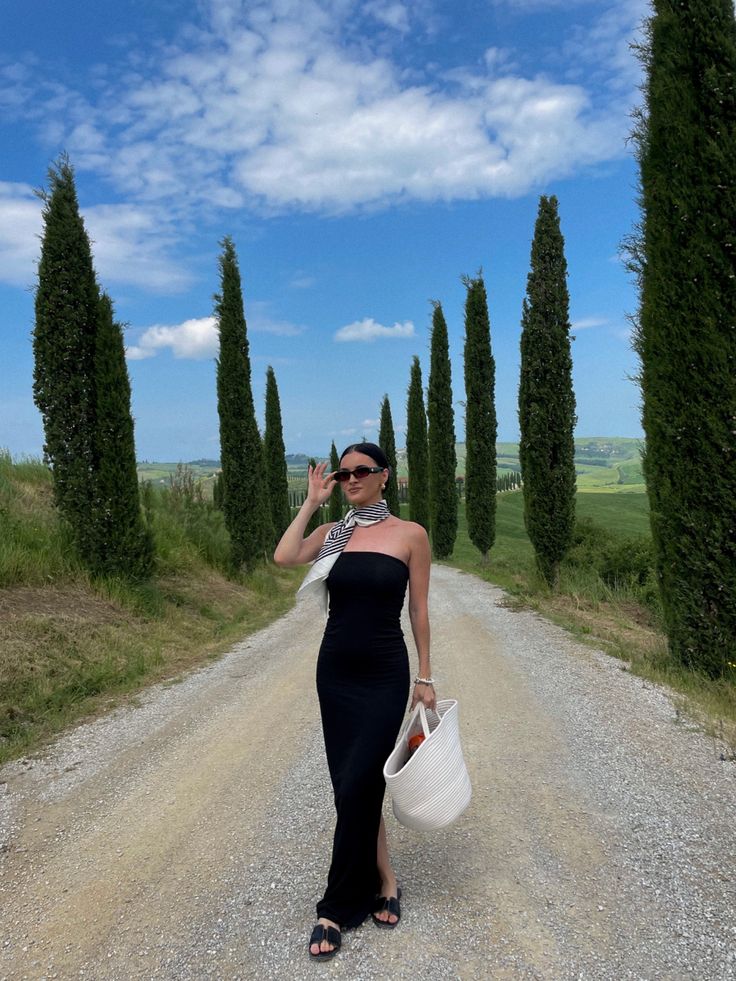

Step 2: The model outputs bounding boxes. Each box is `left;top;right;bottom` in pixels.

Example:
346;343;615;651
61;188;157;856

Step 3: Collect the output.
1;566;734;980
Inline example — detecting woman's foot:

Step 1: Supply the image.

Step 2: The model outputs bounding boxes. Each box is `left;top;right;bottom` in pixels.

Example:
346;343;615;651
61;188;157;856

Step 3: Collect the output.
372;879;401;927
308;917;341;959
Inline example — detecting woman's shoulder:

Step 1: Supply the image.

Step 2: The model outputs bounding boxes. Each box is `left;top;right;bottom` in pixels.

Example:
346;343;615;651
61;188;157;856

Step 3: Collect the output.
389;516;429;542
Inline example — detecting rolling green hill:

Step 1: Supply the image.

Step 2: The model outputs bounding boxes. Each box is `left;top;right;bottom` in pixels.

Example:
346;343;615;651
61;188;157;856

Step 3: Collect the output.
138;437;645;494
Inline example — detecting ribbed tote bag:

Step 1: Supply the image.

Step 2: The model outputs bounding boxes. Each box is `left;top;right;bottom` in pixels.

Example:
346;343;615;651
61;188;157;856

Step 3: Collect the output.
383;699;472;832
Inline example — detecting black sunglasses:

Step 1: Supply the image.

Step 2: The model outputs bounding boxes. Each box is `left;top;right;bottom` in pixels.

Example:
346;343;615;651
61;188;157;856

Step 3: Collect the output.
334;465;384;483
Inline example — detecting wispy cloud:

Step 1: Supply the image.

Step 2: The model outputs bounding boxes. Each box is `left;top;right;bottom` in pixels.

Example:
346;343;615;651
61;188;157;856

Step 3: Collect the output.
334;318;415;342
84;204;192;293
247;301;306;336
0;181;191;293
289;272;316;289
571;316;608;330
11;0;641;215
0;181;41;287
364;1;410;32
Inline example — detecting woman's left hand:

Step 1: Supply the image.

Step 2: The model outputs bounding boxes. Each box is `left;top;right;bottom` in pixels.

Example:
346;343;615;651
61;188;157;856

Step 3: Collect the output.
411;682;436;711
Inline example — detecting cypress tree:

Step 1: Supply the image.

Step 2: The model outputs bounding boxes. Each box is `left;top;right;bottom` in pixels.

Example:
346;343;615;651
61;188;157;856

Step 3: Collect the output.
33;156;99;560
518;195;577;587
631;0;736;674
406;355;430;531
463;274;497;562
378;395;400;515
328;441;343;523
427;302;457;558
215;236;269;571
90;293;153;578
263;365;291;547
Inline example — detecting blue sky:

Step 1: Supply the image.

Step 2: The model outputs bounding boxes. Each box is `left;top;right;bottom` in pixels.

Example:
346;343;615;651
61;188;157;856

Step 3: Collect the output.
1;0;647;460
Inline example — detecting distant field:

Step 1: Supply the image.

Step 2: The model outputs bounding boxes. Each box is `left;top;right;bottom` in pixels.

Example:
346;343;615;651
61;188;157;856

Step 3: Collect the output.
459;490;651;556
138;437;645;494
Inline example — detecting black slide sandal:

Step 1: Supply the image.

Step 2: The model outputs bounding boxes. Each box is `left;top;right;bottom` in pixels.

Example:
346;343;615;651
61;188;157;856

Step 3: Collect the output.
308;923;342;959
371;886;402;929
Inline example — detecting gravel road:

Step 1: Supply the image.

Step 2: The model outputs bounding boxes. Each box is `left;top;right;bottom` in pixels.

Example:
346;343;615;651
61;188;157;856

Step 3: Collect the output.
1;565;734;981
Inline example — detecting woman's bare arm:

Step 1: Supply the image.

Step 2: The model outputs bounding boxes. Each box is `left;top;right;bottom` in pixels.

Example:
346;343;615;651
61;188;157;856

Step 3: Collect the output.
406;524;434;708
273;462;337;567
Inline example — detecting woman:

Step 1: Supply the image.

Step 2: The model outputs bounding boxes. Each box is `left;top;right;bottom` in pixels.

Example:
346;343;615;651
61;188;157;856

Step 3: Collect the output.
274;442;434;960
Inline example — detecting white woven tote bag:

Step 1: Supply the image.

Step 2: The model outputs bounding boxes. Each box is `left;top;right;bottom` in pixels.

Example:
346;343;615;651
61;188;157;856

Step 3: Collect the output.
383;699;472;832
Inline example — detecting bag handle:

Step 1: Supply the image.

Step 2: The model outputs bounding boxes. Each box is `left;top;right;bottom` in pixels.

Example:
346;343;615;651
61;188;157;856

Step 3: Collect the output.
395;701;432;747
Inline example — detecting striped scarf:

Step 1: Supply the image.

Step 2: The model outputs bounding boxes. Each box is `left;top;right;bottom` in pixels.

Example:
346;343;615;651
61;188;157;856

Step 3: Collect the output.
297;500;391;612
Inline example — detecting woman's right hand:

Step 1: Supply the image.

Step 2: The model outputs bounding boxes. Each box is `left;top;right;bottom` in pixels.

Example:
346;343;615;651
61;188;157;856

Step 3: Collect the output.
306;461;337;507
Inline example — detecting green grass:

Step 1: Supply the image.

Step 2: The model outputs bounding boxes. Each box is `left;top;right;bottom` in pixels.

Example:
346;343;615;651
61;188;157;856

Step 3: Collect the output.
442;489;735;754
0;452;302;765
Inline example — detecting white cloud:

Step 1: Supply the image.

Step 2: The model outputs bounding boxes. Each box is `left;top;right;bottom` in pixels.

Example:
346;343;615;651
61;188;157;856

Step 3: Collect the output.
15;0;640;215
571;316;608;330
362;418;380;428
364;1;410;32
126;306;301;360
0;182;41;287
126;316;218;360
0;181;190;293
334;318;415;342
84;204;192;293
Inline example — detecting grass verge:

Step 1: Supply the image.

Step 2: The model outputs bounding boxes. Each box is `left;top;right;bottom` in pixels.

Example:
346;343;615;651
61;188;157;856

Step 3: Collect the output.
0;566;302;767
443;492;736;757
0;452;302;766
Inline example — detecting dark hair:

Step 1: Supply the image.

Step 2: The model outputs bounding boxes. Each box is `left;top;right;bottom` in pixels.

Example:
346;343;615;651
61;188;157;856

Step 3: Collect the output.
340;441;390;472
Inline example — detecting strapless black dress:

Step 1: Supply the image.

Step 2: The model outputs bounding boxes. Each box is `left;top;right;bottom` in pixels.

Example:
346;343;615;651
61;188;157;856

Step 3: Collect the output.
315;551;411;928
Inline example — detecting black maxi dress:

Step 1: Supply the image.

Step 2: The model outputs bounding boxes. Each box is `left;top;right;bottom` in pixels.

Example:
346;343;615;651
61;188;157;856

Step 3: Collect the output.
315;550;411;928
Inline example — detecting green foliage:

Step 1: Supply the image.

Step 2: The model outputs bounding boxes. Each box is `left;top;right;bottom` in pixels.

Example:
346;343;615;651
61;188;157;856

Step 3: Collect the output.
214;237;270;572
463;274;497;561
328;441;343;522
427;302;457;558
378;395;401;516
90;294;153;579
631;0;736;675
563;519;660;612
518;195;577;587
406;356;430;531
263;366;291;548
0;451;82;585
152;465;231;573
33;156;99;561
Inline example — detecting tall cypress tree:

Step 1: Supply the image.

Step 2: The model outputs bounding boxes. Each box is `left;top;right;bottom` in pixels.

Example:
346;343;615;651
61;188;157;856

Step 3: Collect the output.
215;236;269;571
518;195;577;587
463;274;497;563
263;365;291;548
90;293;153;578
427;302;457;558
378;395;401;515
33;156;99;561
406;355;430;532
328;441;343;523
631;0;736;674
